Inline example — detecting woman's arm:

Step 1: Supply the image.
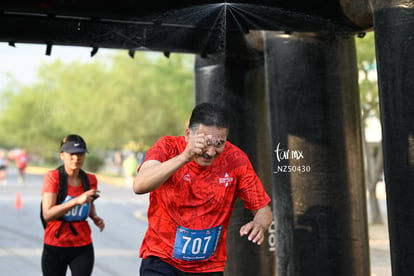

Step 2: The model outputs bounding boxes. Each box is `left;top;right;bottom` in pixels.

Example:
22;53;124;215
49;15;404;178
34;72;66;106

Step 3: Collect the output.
41;189;99;222
89;202;105;231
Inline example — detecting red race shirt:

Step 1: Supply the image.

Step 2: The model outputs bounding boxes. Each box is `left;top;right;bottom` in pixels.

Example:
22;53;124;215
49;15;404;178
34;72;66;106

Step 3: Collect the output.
16;152;29;169
41;169;97;247
138;136;271;273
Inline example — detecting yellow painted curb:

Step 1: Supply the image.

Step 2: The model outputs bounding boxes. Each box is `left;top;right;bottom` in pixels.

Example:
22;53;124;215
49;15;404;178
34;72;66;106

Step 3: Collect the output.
26;166;125;187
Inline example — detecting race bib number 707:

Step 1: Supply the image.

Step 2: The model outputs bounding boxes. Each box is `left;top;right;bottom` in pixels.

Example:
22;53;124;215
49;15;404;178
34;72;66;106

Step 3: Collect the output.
173;225;222;261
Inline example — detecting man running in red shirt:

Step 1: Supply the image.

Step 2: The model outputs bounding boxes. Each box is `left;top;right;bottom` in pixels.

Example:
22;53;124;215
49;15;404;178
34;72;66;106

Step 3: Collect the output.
133;102;272;275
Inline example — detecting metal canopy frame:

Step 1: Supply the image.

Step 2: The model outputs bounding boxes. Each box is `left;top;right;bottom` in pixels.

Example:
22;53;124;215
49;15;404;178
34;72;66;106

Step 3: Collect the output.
0;1;369;55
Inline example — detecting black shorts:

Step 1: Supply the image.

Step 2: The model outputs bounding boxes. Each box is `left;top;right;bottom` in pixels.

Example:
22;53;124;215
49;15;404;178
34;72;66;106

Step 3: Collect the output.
140;256;224;276
42;243;94;276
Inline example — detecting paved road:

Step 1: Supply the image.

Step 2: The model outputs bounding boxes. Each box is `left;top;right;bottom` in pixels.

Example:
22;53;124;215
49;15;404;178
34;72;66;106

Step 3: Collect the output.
0;167;149;276
0;167;391;276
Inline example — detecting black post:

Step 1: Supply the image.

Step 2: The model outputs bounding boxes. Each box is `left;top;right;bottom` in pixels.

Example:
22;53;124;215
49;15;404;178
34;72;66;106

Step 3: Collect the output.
194;47;276;276
264;31;370;276
371;1;414;275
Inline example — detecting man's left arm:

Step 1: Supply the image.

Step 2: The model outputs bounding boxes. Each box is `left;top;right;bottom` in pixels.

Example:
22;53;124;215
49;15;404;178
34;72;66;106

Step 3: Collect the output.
240;205;273;245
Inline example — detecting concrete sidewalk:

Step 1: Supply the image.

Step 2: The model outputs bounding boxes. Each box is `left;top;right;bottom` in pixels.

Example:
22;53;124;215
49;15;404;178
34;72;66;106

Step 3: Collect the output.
368;181;391;276
369;220;391;276
26;166;125;187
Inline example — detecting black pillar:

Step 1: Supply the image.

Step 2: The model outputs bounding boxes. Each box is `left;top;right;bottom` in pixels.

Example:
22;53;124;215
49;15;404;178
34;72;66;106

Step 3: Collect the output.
371;1;414;275
194;46;276;275
264;31;370;276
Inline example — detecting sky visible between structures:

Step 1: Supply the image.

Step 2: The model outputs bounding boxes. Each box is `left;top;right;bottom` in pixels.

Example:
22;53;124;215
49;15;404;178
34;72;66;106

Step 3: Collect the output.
0;43;115;89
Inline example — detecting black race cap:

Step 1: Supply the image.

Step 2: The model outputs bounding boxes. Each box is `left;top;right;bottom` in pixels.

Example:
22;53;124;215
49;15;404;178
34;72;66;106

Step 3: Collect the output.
61;140;88;153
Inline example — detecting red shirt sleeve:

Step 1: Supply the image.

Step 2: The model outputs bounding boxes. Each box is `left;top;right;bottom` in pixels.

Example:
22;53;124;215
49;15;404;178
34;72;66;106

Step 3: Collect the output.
41;170;59;195
138;136;184;172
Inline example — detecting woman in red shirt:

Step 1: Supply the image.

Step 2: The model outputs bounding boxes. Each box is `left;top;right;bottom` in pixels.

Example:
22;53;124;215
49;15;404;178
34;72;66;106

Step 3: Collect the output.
41;134;105;276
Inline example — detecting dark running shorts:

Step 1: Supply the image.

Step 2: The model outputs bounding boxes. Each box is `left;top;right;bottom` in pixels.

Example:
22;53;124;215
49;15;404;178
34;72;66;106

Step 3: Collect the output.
140;256;224;276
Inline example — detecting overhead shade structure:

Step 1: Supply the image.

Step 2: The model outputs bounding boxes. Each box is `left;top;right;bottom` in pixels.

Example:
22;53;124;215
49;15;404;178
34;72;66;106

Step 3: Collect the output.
0;0;372;53
0;1;381;276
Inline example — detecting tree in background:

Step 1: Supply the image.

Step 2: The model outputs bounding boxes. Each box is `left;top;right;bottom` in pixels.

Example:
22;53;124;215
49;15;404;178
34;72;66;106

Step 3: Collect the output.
356;32;384;224
0;51;194;168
